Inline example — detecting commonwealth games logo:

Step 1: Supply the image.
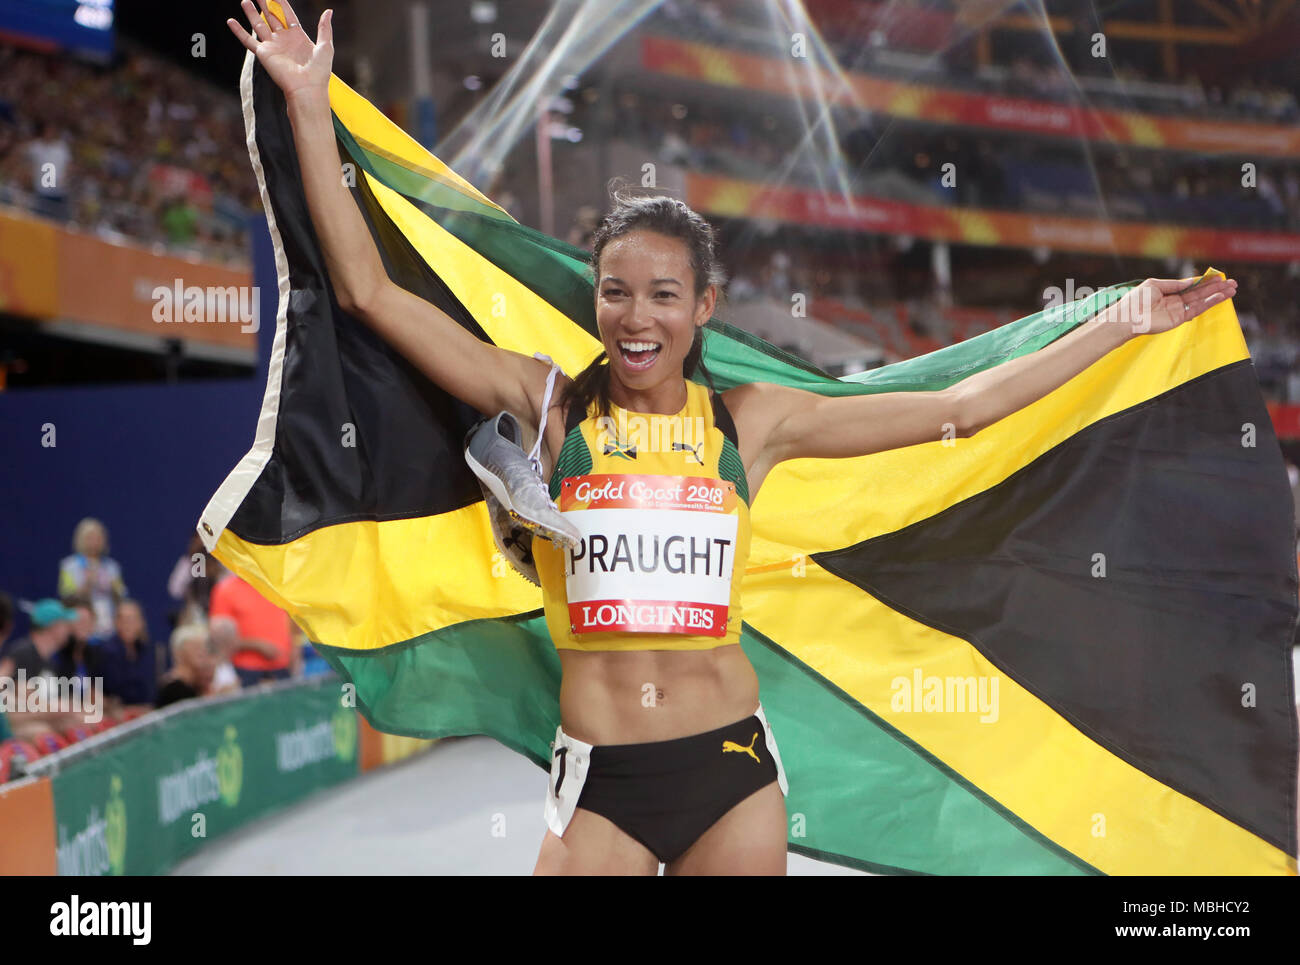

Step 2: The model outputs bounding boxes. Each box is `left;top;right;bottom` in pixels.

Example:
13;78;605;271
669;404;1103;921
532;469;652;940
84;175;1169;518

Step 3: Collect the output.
332;707;357;762
105;774;127;876
217;725;243;807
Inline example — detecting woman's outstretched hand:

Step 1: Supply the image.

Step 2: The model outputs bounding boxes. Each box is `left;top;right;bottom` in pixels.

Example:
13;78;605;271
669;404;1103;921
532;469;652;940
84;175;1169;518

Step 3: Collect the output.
227;0;333;101
1113;275;1239;337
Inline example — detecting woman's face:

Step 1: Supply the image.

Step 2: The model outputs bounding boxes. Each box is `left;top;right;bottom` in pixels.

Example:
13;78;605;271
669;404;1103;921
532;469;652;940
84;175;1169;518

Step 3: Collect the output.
115;602;144;642
83;524;105;557
595;230;715;394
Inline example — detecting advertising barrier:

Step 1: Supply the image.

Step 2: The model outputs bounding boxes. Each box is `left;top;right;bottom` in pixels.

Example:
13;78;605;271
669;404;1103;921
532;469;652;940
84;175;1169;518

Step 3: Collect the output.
22;677;362;876
0;776;57;875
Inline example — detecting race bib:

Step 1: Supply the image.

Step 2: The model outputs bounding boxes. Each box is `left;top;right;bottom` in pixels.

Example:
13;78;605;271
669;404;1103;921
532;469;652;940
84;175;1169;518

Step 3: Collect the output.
558;473;739;636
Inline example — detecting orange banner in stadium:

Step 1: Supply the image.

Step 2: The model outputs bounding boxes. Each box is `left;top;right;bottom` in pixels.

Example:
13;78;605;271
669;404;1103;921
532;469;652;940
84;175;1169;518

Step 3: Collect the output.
643;36;1300;158
0;208;256;351
0;776;57;875
686;172;1300;262
0;207;58;318
55;230;257;350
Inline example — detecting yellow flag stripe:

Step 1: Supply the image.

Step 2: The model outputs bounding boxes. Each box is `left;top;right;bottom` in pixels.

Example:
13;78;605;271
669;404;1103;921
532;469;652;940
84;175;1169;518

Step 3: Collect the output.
361;170;601;376
745;560;1296;875
213;502;540;652
326;73;507;218
746;289;1248;573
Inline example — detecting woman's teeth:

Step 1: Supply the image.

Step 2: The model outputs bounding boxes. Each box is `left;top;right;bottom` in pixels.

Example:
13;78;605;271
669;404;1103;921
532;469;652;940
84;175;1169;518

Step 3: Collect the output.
618;340;661;369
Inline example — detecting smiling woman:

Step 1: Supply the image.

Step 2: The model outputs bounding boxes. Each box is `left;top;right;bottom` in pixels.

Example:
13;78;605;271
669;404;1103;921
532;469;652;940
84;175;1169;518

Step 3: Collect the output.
223;0;788;876
216;0;1280;880
521;195;787;875
558;188;727;422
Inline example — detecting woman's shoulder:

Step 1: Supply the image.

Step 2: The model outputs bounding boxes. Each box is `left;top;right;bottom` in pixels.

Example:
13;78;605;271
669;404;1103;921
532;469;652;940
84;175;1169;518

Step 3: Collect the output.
717;381;796;458
717;380;771;414
720;379;809;413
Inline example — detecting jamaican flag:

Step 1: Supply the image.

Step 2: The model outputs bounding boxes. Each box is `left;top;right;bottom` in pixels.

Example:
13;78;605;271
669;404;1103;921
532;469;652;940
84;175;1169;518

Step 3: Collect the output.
200;29;1299;875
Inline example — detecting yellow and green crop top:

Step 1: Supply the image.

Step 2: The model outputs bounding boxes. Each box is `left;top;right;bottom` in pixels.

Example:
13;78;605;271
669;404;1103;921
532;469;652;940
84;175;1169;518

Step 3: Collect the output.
533;378;752;652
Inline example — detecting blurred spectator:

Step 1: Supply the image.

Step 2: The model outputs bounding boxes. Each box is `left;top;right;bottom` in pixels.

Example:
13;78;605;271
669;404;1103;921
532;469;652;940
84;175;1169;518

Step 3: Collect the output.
208;571;293;687
50;602;102;680
768;249;791;299
58;517;127;636
97;599;167;711
208;623;241;696
155;624;215;709
0;599;99;740
159;189;199;246
23;117;71;221
0;598;75;680
299;640;330;678
566;204;600;249
660;126;690;165
203;557;237;685
167;533;216;629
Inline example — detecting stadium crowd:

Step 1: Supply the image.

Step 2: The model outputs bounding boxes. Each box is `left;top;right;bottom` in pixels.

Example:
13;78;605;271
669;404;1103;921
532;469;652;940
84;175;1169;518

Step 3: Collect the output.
0;39;260;266
651;1;1300;123
606;95;1300;231
0;517;327;782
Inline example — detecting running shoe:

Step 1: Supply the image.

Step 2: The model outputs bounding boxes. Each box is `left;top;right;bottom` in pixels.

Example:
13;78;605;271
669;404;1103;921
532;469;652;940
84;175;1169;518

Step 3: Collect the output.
482;486;541;587
464;411;581;550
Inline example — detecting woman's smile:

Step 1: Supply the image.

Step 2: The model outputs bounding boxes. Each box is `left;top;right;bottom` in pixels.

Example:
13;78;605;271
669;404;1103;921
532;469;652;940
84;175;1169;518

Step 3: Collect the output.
616;338;662;370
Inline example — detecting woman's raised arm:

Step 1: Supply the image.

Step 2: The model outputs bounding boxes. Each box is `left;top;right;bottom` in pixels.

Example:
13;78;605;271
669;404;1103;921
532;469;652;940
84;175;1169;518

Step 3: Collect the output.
227;1;547;421
731;274;1237;494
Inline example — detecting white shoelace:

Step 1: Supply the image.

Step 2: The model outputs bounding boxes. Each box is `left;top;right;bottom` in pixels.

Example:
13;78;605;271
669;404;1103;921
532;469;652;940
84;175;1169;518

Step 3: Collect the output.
529;353;561;479
524;353;565;507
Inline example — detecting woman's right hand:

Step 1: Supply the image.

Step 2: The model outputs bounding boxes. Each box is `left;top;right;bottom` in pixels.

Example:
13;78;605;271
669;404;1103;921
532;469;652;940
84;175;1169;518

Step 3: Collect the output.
227;0;333;102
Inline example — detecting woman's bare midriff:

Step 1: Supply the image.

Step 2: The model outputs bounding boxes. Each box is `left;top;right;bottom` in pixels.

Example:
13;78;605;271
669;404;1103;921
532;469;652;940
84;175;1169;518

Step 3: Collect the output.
557;644;760;746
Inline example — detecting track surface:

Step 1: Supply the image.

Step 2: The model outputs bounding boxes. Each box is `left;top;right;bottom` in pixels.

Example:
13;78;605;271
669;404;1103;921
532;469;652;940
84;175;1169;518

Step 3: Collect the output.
173;734;868;875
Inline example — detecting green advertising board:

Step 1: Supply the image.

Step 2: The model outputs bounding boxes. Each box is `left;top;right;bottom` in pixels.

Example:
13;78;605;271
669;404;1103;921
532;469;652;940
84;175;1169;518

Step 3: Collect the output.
43;678;358;875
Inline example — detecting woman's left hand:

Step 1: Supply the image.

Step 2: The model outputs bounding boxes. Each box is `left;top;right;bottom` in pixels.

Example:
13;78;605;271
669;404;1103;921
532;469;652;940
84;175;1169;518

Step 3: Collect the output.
1114;276;1238;337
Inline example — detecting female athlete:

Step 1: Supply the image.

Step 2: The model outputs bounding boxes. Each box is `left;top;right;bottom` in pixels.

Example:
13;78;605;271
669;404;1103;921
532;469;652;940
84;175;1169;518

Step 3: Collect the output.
228;1;1237;876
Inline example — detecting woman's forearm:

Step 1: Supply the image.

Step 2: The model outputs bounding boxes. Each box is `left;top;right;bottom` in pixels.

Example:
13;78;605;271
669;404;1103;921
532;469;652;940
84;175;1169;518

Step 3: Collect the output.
956;304;1131;436
285;87;384;309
